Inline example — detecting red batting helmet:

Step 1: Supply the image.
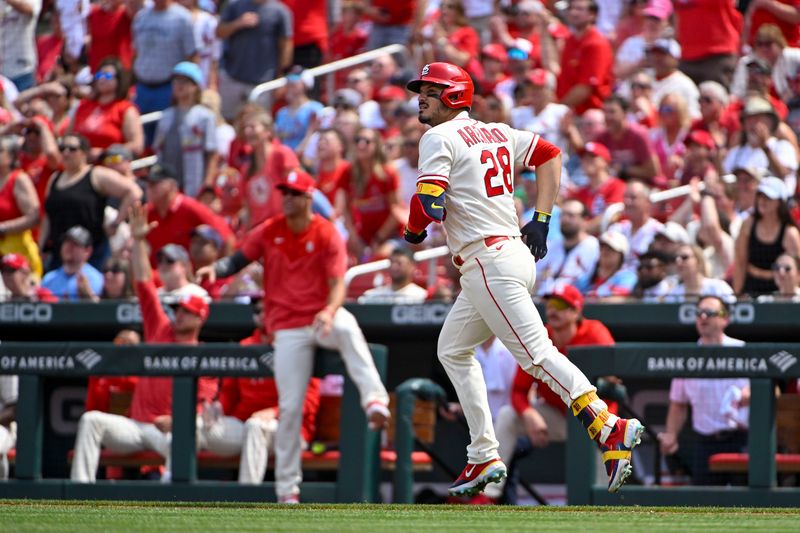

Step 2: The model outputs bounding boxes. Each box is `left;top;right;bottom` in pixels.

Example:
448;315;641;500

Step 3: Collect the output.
406;62;474;110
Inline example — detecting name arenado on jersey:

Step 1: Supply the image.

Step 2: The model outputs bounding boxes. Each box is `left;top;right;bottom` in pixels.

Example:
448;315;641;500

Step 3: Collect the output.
456;125;509;148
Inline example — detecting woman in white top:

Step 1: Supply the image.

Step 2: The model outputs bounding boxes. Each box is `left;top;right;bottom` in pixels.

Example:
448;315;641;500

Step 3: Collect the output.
663;243;734;302
757;253;800;302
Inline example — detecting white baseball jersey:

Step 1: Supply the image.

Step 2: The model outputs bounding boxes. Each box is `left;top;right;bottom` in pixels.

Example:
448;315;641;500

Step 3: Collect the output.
417;111;542;256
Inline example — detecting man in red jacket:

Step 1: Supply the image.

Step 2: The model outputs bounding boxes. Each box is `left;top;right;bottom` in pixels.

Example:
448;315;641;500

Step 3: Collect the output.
483;284;615;502
71;203;218;483
197;297;321;484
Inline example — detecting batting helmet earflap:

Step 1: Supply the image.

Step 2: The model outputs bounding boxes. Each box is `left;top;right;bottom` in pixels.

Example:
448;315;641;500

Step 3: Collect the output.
406;62;474;110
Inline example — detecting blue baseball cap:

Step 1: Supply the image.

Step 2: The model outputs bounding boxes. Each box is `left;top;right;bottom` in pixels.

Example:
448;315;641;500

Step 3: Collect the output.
172;61;205;88
508;48;529;61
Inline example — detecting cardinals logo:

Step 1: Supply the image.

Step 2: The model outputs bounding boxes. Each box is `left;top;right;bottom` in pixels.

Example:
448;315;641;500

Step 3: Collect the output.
422;64;430;76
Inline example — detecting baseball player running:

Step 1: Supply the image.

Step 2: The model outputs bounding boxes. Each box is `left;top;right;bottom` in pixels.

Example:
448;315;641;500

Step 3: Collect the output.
403;62;644;496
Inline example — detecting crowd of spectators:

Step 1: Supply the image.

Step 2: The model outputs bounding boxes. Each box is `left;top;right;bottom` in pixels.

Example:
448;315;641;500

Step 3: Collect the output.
0;0;799;304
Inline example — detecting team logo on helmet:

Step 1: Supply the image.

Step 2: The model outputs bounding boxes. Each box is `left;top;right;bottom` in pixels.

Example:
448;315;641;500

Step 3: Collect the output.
421;64;430;76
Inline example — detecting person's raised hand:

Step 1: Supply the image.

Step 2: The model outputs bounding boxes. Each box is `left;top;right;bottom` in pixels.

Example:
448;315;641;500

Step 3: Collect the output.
129;202;157;241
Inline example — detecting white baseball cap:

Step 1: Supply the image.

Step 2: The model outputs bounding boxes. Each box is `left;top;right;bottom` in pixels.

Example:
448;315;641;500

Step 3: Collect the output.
655;221;691;245
757;176;789;201
599;230;629;257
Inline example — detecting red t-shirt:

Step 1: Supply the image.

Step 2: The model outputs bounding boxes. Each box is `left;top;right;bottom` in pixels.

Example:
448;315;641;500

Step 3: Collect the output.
448;26;480;76
242;140;300;228
239;214;347;332
748;1;800;47
129;280;218;423
370;0;416;25
510;319;616;415
72;98;135;150
316;160;350;205
595;124;656;173
674;0;742;61
87;4;134;71
0;170;23;221
556;27;614;114
85;376;138;414
690;111;741;146
569;177;626;218
283;0;328;52
146;194;235;266
329;24;369;88
342;165;400;243
18;152;56;209
216;330;320;442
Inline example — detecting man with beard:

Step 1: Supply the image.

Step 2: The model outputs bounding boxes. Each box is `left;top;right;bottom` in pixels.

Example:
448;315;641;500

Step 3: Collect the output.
631;249;674;301
534;198;599;295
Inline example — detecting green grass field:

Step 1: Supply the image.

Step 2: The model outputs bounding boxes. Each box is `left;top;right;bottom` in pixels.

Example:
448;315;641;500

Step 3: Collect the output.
3;501;799;533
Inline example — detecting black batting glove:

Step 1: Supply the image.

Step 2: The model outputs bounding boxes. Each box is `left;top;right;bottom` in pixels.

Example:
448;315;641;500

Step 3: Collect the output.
404;227;428;244
521;211;551;261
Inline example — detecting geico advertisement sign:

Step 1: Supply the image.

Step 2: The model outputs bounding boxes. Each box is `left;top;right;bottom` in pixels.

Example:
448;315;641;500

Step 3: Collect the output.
0;303;52;322
678;302;755;324
391;303;453;325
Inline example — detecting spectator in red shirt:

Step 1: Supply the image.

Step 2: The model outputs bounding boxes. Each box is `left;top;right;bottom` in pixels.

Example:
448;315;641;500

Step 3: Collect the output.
420;0;480;77
87;0;134;71
314;128;350;214
595;95;661;184
239;110;301;228
328;1;369;89
475;44;510;97
691;81;739;150
673;0;742;87
197;170;390;503
0;253;56;301
71;203;218;483
484;284;615;502
283;0;328;70
68;57;144;158
546;0;614;115
84;329;140;415
197;297;321;484
4;115;61;211
569;141;625;234
365;0;424;50
144;162;235;266
745;0;800;48
342;127;403;260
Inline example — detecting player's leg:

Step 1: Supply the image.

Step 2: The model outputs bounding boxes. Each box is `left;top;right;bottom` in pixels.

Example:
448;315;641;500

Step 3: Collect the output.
239;417;278;484
200;416;246;457
438;291;507;496
0;423;14;480
462;241;644;491
71;411;147;482
315;308;390;428
273;327;315;502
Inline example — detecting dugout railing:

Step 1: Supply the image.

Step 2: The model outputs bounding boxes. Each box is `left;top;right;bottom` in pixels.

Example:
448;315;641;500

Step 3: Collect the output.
0;342;388;503
566;343;800;507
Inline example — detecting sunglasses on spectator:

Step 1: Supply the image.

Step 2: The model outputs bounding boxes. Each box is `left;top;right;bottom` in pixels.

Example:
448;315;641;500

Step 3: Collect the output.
696;308;727;319
545;298;572;311
772;264;793;273
675;253;693;262
103;154;126;165
158;256;177;265
355;136;374;145
347;77;367;84
631;83;651;90
755;40;774;48
60;144;81;152
699;96;714;104
659;104;675;114
103;265;125;274
94;71;116;81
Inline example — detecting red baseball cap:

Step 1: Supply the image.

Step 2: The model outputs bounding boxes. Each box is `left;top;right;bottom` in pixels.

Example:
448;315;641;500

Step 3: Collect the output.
177;294;209;320
579;142;612;163
686;129;715;150
527;69;556;90
545;284;584;312
1;253;30;271
277;170;316;195
376;85;407;102
481;43;508;65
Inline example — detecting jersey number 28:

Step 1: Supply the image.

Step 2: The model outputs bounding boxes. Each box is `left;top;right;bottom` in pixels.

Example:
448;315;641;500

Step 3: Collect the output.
480;147;513;197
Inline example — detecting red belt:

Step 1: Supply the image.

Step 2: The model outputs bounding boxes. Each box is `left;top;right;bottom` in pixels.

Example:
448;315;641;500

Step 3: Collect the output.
453;236;510;266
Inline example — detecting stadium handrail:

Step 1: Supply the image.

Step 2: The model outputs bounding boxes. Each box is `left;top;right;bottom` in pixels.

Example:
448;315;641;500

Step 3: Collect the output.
344;245;450;290
248;44;408;103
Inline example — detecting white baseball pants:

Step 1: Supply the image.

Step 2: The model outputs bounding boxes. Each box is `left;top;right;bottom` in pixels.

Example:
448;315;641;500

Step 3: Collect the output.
438;238;596;464
198;415;278;484
0;422;15;480
70;410;170;483
272;308;389;499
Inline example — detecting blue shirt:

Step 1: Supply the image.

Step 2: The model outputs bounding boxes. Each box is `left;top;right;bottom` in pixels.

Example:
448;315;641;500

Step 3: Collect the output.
274;100;324;150
42;264;104;301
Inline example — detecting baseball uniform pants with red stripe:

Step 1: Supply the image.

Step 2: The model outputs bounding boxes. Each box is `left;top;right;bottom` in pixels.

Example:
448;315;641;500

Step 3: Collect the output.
438;238;596;464
198;415;279;484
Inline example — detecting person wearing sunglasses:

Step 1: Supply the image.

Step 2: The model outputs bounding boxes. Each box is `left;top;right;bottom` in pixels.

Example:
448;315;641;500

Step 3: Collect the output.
658;294;749;486
485;284;616;503
758;252;800;302
663;244;734;303
631;249;673;301
733;24;799;103
68;56;144;158
99;257;134;299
